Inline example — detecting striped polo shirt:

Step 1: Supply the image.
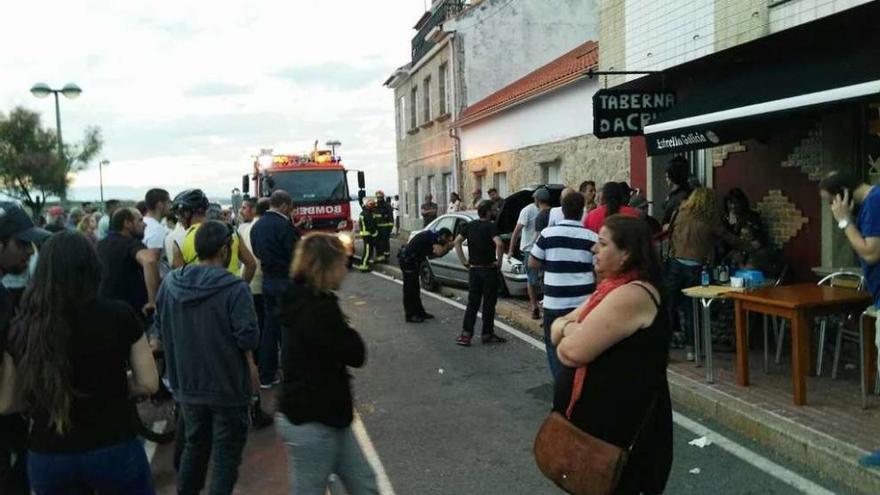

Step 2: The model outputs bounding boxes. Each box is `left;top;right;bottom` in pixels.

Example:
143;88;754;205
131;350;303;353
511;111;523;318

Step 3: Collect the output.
529;219;598;310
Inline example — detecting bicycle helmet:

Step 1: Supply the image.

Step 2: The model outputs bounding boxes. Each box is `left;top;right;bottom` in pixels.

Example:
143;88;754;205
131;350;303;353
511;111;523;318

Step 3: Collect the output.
171;189;209;212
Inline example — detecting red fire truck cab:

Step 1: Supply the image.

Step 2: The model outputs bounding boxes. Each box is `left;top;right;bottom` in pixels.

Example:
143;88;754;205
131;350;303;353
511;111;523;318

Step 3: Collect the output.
242;149;366;234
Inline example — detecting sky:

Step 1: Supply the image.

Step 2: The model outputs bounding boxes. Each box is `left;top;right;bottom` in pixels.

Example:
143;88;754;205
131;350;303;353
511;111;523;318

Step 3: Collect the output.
0;0;426;203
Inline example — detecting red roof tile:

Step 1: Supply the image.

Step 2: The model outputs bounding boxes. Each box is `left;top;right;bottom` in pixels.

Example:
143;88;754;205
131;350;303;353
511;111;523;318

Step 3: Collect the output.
458;41;598;125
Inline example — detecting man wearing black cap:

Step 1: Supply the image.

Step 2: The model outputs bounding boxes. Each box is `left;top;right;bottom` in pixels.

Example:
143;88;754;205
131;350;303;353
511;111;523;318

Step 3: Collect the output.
0;202;50;494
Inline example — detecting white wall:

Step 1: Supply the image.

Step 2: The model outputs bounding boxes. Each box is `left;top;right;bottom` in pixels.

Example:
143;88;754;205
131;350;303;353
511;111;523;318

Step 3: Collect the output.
624;0;715;81
768;0;873;33
448;0;598;106
459;78;598;161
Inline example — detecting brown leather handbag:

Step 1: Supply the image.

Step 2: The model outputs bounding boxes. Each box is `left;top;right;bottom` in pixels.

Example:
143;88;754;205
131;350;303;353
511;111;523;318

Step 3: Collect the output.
533;367;655;495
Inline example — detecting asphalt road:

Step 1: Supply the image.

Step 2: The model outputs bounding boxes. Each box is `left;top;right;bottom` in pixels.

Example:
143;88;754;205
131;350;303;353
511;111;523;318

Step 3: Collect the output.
150;269;860;494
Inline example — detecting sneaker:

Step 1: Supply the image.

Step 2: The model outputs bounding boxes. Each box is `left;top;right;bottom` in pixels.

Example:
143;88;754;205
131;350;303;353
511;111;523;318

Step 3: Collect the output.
420;312;435;320
860;449;880;467
455;334;473;347
405;315;425;323
259;378;281;390
251;409;274;430
482;334;507;344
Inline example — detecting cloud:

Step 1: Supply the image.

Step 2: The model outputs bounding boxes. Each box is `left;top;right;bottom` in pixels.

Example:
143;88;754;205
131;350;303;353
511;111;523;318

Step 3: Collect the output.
272;63;391;91
0;0;426;202
183;82;253;98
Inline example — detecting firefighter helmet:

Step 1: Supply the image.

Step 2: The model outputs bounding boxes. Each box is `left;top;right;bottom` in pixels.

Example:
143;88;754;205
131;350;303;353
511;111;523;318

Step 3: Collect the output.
366;199;377;208
375;190;385;198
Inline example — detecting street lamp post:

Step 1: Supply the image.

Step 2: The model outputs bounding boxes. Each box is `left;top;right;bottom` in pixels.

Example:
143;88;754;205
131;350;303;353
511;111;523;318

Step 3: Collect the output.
30;82;82;161
99;159;109;204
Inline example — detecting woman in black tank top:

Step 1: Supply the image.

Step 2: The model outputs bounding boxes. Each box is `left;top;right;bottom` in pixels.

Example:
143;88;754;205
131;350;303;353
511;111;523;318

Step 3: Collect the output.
549;215;673;494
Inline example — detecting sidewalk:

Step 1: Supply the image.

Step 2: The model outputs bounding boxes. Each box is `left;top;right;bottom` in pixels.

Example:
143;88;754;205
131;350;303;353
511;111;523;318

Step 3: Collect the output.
369;261;880;495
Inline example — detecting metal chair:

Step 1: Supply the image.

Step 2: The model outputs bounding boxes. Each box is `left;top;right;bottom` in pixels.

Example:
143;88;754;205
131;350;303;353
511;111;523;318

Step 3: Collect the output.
762;265;787;373
860;306;880;408
771;271;864;376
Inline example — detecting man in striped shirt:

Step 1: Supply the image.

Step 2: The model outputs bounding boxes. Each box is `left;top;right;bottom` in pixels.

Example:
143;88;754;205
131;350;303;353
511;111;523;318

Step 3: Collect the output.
528;191;597;380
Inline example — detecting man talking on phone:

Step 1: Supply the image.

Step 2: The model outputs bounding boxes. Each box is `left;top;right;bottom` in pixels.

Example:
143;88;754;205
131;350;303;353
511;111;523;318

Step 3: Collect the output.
819;170;880;467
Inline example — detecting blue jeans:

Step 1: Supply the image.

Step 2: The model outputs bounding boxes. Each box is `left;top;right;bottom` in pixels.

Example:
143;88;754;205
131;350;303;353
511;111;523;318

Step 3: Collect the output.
543;308;571;380
260;277;288;384
664;259;702;348
178;404;250;495
275;414;378;495
28;439;154;495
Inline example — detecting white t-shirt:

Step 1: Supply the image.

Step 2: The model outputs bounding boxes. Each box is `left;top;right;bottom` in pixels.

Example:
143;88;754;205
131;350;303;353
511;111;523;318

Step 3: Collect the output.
165;223;187;267
390;199;399;219
448;200;463;213
238;218;263;295
517;203;539;252
143;216;169;250
548;206;588;227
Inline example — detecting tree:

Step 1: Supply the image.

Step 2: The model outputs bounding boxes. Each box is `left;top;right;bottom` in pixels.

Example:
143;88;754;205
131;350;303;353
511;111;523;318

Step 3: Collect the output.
0;107;102;216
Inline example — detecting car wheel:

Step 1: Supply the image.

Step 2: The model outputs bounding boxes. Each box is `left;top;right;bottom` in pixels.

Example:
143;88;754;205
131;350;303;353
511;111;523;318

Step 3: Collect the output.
498;271;510;297
420;260;439;292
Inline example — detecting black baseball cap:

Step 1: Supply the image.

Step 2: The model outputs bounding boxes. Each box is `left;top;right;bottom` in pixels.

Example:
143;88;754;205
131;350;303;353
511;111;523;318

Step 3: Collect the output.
0;202;51;243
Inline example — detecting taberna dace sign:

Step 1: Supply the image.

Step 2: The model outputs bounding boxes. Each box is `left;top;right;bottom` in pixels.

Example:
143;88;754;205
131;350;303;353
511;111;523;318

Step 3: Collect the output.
592;89;675;138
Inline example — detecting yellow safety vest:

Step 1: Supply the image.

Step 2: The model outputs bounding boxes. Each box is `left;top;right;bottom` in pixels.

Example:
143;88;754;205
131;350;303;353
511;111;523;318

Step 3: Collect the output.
181;223;241;275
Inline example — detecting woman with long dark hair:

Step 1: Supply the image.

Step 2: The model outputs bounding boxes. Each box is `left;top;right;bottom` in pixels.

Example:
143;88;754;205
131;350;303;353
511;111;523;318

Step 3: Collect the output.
0;231;158;494
549;215;673;494
584;181;640;233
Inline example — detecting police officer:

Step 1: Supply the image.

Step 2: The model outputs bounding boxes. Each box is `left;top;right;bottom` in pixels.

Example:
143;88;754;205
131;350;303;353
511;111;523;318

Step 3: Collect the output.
355;199;378;272
373;191;394;262
399;227;454;323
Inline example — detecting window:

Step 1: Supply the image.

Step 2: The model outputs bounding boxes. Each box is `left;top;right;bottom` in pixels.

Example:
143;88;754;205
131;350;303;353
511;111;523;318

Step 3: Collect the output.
404;180;409;216
410;86;418;129
439;63;449;115
474;173;484;201
427;175;436;204
434;215;457;234
397;96;406;140
493;172;508;197
541;161;561;184
442;172;452;209
414;177;422;214
423;76;432;123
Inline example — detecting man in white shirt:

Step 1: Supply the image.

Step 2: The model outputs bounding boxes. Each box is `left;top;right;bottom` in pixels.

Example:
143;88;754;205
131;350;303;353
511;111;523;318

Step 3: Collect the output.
508;187;548;320
390;195;400;237
548;187;589;227
143;189;171;276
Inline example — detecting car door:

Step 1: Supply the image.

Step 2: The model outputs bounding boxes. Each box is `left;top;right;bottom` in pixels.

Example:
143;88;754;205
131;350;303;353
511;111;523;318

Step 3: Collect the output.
428;215;460;281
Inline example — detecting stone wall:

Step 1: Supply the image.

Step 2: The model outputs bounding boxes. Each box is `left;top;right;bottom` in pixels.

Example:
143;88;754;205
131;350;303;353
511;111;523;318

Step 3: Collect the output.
460;134;630;200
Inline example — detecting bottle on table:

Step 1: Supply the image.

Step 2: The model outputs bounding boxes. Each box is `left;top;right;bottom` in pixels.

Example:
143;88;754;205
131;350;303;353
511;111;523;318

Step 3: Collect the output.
701;265;710;286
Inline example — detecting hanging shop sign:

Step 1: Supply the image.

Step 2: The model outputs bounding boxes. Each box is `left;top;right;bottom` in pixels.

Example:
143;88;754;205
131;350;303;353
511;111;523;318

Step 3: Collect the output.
593;89;676;138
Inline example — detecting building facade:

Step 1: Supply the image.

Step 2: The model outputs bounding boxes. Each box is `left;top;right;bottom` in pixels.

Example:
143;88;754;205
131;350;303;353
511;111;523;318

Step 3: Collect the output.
598;0;880;281
385;1;466;233
455;41;632;202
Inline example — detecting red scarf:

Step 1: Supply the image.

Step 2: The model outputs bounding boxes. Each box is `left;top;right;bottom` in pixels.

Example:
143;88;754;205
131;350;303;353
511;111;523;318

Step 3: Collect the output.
566;269;640;418
577;270;640;323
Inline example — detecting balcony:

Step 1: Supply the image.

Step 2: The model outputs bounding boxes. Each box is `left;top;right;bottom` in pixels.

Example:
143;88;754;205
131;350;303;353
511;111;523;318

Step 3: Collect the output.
411;0;467;64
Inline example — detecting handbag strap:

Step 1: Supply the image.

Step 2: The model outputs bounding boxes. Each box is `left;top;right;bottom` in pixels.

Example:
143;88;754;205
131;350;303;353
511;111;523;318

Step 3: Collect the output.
564;366;660;454
626;393;659;453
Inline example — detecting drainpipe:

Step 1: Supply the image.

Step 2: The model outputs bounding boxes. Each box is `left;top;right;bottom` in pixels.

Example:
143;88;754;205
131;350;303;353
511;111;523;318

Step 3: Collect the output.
448;31;462;195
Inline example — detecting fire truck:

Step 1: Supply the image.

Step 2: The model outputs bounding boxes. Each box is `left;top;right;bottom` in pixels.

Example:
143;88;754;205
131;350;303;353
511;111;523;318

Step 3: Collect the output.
241;147;366;234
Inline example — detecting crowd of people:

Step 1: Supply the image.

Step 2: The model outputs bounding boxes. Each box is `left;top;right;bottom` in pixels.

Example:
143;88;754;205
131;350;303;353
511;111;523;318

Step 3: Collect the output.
0;157;877;495
0;187;381;494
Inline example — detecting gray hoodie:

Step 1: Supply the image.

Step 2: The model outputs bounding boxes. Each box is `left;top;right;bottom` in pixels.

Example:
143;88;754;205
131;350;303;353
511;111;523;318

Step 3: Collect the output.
156;264;259;407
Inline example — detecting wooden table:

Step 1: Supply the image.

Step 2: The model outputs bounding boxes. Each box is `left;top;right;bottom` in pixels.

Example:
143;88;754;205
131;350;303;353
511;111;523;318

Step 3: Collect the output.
682;285;745;383
726;283;872;406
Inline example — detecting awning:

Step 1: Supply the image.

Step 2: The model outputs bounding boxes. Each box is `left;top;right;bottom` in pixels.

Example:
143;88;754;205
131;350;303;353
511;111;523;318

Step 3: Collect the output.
619;1;880;155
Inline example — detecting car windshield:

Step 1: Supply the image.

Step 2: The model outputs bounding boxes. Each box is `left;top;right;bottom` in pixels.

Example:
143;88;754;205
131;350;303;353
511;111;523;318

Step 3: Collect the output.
268;170;349;204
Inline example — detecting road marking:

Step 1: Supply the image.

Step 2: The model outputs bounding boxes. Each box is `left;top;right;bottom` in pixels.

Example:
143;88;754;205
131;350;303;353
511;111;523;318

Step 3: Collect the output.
369;271;545;351
673;412;836;495
369;270;837;494
351;412;397;495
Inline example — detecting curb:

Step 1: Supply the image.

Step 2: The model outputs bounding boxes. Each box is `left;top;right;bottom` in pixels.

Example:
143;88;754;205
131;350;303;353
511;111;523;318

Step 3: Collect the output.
365;261;880;494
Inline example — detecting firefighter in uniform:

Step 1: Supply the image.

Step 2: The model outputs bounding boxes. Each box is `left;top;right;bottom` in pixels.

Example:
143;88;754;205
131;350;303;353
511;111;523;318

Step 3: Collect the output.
373;191;394;262
356;199;378;272
399;227;454;322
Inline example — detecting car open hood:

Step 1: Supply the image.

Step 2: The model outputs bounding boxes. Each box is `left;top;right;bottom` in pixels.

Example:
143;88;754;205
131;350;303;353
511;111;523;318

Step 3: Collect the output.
495;184;566;234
